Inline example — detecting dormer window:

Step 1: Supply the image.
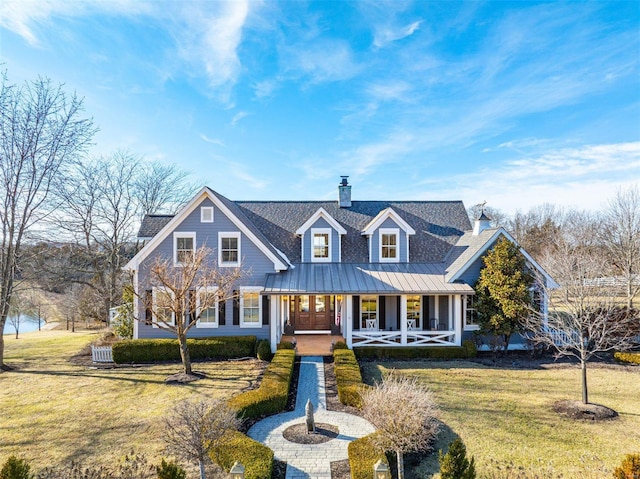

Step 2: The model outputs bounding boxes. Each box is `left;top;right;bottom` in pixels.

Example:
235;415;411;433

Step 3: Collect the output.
312;228;331;262
380;228;399;262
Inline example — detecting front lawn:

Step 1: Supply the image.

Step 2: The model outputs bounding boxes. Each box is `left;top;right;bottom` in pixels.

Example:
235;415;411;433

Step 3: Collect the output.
1;330;265;470
360;359;640;478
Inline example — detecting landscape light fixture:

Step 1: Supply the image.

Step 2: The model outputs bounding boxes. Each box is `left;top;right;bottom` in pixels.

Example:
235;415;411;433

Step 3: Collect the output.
230;461;245;479
373;459;389;479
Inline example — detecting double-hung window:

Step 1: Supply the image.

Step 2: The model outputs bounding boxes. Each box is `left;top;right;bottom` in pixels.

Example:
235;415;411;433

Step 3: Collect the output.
379;228;399;262
152;288;175;327
197;288;218;328
218;232;241;267
311;228;331;262
464;295;479;330
240;287;261;328
174;232;196;265
361;295;378;330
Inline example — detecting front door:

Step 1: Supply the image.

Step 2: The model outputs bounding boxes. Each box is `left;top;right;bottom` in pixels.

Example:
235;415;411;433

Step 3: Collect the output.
290;295;334;330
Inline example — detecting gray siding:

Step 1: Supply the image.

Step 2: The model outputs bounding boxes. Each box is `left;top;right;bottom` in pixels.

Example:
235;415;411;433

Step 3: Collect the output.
136;197;276;340
301;217;341;262
370;218;408;262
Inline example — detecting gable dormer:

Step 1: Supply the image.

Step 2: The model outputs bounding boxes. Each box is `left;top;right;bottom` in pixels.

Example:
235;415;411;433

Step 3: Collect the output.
295;207;347;262
361;207;416;263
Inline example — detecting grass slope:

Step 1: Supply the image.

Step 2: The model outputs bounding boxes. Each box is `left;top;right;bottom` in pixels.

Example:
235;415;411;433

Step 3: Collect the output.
361;360;640;478
1;330;264;469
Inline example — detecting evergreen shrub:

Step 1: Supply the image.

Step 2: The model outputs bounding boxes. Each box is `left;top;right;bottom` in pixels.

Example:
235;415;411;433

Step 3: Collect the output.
211;431;273;479
439;438;476;479
0;457;31;479
112;336;257;363
334;348;367;408
348;433;388;479
353;341;476;360
227;349;295;419
614;352;640;365
613;453;640;479
256;339;273;361
155;459;186;479
277;340;295;349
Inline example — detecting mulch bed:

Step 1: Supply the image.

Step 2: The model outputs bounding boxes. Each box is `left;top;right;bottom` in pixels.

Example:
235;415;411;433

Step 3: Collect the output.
283;423;339;444
553;400;619;421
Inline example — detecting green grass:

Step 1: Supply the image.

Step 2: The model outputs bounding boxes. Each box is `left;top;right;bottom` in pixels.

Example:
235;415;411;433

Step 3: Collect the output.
360;360;640;478
1;330;264;470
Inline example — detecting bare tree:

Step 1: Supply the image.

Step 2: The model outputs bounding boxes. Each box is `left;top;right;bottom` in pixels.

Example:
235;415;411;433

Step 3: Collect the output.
0;71;95;370
467;203;508;228
135;161;196;215
361;372;440;479
7;290;37;339
164;398;240;479
525;237;639;405
600;185;640;308
140;246;243;376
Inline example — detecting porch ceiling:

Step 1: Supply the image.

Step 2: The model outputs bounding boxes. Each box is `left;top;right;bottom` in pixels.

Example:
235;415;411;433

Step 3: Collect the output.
263;263;474;295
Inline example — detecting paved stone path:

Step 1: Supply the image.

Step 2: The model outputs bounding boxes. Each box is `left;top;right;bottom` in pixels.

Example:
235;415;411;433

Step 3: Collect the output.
248;356;375;479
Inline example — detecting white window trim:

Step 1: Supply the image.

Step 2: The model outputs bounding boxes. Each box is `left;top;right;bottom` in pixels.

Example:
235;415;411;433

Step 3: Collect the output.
311;228;332;263
464;295;480;331
173;232;196;266
361;295;378;330
196;287;219;328
218;231;241;267
379;228;400;263
240;287;262;328
152;287;175;328
201;206;214;223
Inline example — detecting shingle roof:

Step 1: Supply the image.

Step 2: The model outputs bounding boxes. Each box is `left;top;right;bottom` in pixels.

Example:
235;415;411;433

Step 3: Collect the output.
264;263;474;295
444;228;503;281
136;197;473;264
138;214;174;238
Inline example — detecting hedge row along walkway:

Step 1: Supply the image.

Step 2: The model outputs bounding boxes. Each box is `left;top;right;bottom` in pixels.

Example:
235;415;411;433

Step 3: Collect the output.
248;356;375;479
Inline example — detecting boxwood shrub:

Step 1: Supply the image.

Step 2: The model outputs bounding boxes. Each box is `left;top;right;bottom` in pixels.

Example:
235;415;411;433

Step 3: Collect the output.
353;339;477;360
334;348;367;408
277;340;295;350
614;351;640;365
348;433;388;479
256;339;273;361
211;431;273;479
227;349;295;420
111;336;257;364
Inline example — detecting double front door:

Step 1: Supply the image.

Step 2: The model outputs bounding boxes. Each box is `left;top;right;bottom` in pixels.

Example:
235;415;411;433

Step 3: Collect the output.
290;295;334;330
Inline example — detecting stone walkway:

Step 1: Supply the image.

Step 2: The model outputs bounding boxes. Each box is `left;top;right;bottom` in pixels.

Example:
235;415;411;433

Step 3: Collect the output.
247;356;375;479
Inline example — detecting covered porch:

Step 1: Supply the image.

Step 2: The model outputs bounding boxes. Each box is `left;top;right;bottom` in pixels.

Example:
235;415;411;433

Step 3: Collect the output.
264;263;474;351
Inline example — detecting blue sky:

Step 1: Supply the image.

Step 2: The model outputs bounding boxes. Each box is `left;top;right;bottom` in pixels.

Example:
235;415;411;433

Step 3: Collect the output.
1;1;638;215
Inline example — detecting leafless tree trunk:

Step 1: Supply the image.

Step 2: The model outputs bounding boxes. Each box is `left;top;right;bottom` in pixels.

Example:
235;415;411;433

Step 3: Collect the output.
0;71;95;370
525;236;639;404
601;185;640;309
137;246;244;376
361;372;439;479
164;398;240;479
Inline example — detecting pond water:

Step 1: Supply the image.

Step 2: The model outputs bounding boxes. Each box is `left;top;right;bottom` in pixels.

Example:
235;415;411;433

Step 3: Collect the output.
3;315;44;335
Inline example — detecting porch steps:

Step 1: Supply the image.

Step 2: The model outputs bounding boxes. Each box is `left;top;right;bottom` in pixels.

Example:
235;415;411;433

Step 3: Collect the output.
281;334;339;356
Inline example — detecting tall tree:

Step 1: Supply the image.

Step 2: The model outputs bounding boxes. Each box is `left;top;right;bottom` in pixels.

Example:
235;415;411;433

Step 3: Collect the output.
600;185;640;308
0;71;95;370
475;237;534;352
525;236;639;404
361;372;440;479
141;246;243;376
135;161;197;215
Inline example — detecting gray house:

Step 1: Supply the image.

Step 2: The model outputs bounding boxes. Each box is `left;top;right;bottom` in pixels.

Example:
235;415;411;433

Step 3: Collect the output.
125;177;554;352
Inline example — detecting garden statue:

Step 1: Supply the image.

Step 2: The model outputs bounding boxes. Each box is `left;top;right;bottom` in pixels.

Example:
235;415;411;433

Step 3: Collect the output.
305;399;315;433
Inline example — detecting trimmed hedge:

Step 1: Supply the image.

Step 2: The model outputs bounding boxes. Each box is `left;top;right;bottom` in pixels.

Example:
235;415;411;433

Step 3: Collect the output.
112;336;257;363
333;340;349;350
211;430;273;479
227;349;295;420
334;348;367;408
353;340;477;360
277;340;295;350
614;351;640;365
256;339;273;361
348;433;388;479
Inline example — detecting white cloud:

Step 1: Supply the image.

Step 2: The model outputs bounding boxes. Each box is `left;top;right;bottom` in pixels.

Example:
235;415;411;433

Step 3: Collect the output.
199;134;225;147
285;40;360;84
373;20;421;48
230;111;250;126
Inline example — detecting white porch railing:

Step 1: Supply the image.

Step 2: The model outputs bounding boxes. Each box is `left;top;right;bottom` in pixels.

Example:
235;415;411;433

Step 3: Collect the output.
352;330;456;347
91;345;114;363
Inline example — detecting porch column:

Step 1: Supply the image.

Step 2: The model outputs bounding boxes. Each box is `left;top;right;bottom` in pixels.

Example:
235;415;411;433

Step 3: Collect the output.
345;295;353;348
270;295;279;353
453;294;462;346
400;295;407;345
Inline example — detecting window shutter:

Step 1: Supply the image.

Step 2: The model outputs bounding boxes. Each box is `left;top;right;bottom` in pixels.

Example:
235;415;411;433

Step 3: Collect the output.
233;291;240;325
422;296;429;330
145;290;152;323
188;290;196;326
352;295;360;330
379;296;386;330
396;298;401;329
262;295;270;325
218;299;226;326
